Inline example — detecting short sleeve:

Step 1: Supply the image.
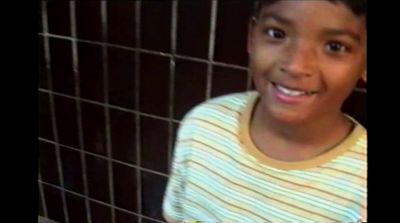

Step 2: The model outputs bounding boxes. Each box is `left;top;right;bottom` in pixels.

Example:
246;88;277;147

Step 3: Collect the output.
162;114;195;222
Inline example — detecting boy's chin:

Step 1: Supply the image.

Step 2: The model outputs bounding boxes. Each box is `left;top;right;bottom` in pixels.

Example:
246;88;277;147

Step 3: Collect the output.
265;105;315;126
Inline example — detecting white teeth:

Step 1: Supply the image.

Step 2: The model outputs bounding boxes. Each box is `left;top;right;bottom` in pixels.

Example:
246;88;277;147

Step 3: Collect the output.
275;84;307;96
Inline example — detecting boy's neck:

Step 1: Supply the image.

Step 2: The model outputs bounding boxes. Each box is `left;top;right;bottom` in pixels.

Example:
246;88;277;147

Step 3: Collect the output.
250;100;353;161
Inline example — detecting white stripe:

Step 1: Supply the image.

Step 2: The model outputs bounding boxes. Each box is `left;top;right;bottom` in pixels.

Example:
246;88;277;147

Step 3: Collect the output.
190;162;314;222
192;117;237;134
182;203;212;221
289;171;366;196
191;150;358;221
339;156;366;166
186;185;256;222
331;158;366;172
194;129;240;152
356;141;367;148
193;107;238;126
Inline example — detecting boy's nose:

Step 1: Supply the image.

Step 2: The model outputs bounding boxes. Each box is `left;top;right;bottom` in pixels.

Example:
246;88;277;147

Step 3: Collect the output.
280;41;318;78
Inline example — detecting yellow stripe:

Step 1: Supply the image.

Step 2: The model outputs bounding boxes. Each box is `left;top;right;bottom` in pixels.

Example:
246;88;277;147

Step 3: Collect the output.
345;152;366;162
318;166;366;181
184;199;220;221
169;91;366;221
188;117;238;139
185;138;366;210
187;181;273;222
207;102;243;116
348;148;366;156
189;159;340;222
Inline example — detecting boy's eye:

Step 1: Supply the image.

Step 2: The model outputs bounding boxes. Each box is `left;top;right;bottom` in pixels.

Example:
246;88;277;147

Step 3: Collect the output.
262;28;286;39
325;41;349;53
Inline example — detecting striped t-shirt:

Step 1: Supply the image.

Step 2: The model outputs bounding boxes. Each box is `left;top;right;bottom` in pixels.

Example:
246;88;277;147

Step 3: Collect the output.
163;91;367;223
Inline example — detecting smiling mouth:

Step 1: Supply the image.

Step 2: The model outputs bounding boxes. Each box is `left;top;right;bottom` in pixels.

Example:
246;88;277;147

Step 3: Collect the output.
271;82;318;96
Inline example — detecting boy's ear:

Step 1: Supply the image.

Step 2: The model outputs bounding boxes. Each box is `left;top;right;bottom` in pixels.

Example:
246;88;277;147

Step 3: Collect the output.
361;71;367;83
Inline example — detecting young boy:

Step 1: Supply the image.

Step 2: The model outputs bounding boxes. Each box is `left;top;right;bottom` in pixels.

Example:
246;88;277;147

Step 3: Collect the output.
163;0;366;222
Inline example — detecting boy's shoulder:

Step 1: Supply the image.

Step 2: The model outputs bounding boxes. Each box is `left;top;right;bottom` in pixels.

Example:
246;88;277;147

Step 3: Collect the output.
181;91;257;122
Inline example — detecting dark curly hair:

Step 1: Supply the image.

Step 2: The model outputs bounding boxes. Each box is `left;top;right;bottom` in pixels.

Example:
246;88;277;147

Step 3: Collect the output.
253;0;366;17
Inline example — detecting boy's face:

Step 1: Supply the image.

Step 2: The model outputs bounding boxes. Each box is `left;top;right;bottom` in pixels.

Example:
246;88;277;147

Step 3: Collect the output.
248;0;366;124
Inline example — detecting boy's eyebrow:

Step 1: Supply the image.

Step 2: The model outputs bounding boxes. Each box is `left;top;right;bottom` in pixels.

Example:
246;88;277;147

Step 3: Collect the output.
259;13;292;25
322;29;362;43
256;13;362;44
257;13;293;26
